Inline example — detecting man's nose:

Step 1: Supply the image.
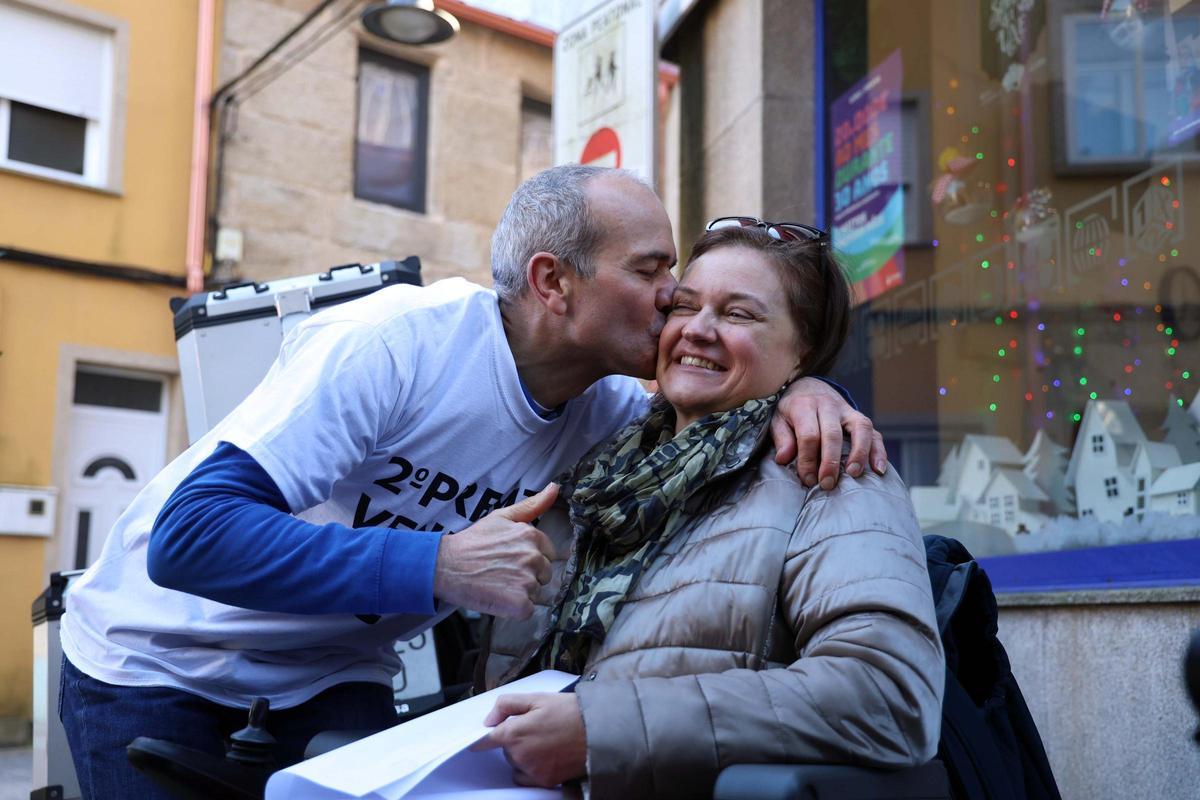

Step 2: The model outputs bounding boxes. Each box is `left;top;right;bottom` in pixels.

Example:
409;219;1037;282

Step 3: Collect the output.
654;273;677;313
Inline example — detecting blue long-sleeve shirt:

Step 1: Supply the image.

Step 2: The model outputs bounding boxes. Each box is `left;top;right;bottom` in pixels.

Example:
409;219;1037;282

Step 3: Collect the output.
148;441;441;615
148;380;857;616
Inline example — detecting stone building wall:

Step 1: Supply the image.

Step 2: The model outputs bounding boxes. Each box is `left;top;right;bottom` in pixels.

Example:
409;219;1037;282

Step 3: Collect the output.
999;593;1200;800
216;0;553;287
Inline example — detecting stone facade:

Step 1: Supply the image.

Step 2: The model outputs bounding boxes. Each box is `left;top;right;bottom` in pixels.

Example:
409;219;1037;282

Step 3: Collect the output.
669;0;818;249
216;0;553;287
999;593;1200;799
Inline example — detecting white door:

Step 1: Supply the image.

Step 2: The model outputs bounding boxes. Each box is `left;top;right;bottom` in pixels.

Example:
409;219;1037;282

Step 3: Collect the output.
61;367;168;569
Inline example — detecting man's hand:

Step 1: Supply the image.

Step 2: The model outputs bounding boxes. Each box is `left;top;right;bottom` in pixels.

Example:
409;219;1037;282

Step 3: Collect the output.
432;484;558;619
772;377;887;489
471;692;587;788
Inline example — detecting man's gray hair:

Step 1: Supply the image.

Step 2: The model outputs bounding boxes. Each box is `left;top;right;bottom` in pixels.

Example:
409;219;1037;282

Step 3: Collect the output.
491;164;648;301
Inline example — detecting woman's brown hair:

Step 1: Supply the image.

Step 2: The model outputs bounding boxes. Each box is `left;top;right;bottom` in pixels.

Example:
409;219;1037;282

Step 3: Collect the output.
685;227;853;376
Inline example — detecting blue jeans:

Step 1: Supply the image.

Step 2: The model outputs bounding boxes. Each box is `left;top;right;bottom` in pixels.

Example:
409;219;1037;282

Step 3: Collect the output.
60;656;398;800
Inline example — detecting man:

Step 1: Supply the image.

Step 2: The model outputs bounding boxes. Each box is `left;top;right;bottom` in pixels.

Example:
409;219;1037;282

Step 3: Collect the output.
59;165;884;797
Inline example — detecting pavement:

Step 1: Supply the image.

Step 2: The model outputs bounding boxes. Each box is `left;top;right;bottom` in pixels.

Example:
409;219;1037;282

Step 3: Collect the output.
0;747;31;800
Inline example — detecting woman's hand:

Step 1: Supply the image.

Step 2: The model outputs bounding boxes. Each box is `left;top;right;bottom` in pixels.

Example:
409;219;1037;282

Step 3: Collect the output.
471;692;588;788
773;377;886;488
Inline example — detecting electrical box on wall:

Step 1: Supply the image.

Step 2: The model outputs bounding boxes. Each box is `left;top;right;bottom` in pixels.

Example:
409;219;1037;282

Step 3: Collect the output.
0;484;58;537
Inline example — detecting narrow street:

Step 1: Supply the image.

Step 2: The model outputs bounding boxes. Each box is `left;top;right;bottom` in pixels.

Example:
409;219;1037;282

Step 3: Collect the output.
0;747;31;799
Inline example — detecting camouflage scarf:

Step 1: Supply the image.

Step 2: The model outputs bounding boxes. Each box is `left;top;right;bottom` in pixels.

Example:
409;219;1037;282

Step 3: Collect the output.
540;393;778;673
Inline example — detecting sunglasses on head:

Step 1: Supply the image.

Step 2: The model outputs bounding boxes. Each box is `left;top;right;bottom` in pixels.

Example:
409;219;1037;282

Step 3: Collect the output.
706;216;827;243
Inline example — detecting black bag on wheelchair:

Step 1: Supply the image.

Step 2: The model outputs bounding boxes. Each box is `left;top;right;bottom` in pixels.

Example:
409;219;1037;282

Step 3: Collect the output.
924;535;1062;800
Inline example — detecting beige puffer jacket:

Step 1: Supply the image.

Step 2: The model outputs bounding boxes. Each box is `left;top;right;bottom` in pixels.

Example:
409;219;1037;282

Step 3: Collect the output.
480;432;945;799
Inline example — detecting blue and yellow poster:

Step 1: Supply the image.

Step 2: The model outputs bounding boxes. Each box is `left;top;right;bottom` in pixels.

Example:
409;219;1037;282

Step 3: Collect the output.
830;49;905;304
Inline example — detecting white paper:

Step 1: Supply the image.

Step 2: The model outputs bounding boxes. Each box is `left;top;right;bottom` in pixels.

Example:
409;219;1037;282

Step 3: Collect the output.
265;670;577;800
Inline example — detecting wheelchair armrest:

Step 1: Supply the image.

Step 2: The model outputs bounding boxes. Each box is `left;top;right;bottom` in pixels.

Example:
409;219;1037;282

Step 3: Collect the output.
303;729;381;760
126;736;268;800
713;760;950;800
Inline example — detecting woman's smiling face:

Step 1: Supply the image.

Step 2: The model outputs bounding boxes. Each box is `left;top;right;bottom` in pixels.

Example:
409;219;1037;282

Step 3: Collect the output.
657;245;803;431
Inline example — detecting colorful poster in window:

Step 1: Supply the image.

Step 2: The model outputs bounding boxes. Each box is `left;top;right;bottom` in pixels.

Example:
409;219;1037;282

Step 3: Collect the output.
830;49;905;304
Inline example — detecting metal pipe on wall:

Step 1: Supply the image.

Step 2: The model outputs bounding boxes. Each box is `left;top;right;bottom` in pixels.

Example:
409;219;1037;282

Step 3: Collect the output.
185;0;217;294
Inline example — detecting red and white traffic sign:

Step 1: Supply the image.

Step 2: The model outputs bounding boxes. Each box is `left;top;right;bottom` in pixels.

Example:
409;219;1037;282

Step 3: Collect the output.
580;126;621;168
554;0;655;182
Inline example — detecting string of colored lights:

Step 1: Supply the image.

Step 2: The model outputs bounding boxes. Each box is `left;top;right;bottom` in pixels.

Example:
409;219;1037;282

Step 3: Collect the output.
930;95;1193;437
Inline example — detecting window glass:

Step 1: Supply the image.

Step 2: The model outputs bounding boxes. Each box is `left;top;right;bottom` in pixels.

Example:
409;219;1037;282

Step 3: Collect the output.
8;101;86;174
824;1;1200;560
0;1;115;185
355;50;428;212
74;369;162;412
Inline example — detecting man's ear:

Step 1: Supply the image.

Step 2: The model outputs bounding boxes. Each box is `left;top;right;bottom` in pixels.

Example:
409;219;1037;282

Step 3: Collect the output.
527;252;571;315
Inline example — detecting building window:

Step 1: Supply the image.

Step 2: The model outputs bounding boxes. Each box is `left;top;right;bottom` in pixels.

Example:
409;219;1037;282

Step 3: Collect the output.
1057;6;1200;169
355;50;429;213
0;0;123;189
519;97;552;184
1105;477;1119;498
1091;434;1104;453
74;368;163;413
1138;478;1146;492
1179;492;1189;507
988;496;999;509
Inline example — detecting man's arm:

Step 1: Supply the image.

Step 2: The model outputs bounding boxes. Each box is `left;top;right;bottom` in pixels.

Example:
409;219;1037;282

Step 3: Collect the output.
147;442;440;614
148;442;556;618
771;377;887;489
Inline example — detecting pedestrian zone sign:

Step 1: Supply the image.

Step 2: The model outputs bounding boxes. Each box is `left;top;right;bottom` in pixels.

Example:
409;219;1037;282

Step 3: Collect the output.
554;0;656;183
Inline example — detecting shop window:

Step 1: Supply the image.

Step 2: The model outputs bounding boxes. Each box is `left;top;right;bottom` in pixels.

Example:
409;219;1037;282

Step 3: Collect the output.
355;50;428;213
823;1;1200;590
0;1;123;188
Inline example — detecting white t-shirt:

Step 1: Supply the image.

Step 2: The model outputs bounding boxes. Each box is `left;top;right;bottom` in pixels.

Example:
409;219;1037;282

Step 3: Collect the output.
60;279;647;709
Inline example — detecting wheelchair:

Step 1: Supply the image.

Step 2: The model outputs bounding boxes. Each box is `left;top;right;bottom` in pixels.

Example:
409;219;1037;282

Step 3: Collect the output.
127;626;1200;799
127;700;951;800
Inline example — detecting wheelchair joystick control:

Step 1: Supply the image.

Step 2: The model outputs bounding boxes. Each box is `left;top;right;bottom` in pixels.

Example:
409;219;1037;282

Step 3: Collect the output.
227;697;277;768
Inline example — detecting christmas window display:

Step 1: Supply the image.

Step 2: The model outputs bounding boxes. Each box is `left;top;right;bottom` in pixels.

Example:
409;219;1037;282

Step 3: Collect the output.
824;0;1200;560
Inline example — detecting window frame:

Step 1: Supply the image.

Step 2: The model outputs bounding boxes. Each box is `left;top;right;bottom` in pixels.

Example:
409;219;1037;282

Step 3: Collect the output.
1049;0;1200;176
0;0;127;193
518;96;553;185
352;48;430;214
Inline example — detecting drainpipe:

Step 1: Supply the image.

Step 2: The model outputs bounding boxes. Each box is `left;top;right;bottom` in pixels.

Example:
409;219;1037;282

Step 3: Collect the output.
185;0;217;294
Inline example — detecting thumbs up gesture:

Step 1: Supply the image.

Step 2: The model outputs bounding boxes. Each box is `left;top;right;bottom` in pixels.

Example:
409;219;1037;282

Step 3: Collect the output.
431;483;559;619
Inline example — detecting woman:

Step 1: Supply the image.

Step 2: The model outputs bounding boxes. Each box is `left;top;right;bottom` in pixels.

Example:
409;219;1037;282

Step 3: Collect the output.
473;218;944;799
